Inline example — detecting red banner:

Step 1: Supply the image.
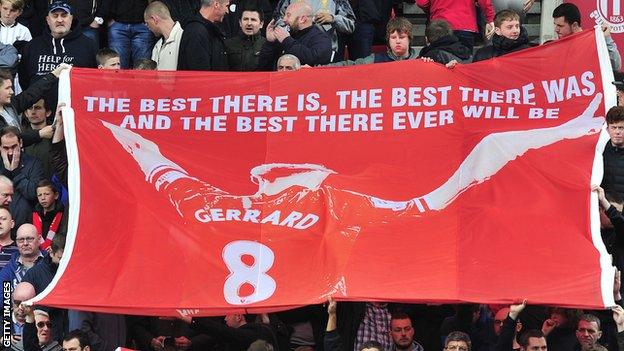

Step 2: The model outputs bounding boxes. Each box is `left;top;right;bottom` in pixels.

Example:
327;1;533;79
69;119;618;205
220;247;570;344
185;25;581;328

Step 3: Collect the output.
568;0;624;51
32;29;616;316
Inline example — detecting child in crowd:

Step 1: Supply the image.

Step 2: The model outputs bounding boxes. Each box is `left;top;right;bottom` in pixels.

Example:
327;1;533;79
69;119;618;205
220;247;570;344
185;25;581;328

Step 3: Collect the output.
33;179;63;250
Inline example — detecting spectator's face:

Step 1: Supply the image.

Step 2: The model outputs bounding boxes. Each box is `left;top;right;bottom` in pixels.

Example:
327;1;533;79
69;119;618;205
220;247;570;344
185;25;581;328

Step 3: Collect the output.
576;320;601;348
213;0;230;22
495;19;520;40
62;338;87;351
100;57;121;70
277;57;298;71
0;3;21;26
16;226;38;257
25;99;49;125
494;308;509;336
388;30;409;57
1;134;20;162
446;341;469;351
0;182;13;206
608;121;624;147
0;208;13;237
144;14;158;35
46;10;72;38
0;78;13;106
524;337;547;351
239;11;262;36
390;318;414;349
37;185;58;211
283;4;300;30
553;17;575;39
224;314;242;327
35;314;52;345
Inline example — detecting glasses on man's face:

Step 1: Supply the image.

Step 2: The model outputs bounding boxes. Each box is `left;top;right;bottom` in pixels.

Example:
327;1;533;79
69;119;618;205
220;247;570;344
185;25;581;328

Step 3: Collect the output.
36;321;52;328
16;237;36;244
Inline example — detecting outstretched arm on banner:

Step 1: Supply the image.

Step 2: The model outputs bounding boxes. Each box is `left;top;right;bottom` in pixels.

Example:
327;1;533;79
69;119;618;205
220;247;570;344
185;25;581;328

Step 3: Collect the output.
419;94;604;211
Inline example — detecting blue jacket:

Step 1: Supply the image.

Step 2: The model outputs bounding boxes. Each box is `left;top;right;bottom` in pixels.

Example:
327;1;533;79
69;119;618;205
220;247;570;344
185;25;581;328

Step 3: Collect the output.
0;250;44;288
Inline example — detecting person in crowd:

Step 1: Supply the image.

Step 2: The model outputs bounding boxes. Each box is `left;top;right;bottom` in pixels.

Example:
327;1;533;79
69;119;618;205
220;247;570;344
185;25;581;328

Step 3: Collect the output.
389;312;424;351
602;106;624;201
33;179;63;250
276;53;300;71
61;329;92;351
0;0;31;44
613;71;624;106
419;19;471;64
258;0;332;69
575;314;606;351
177;0;229;71
0;126;44;231
552;3;621;71
22;234;68;342
324;17;417;66
19;1;96;89
342;0;383;60
416;0;494;52
444;331;472;351
0;223;43;288
0;206;16;268
96;48;121;70
22;308;62;351
541;307;582;351
99;0;152;69
144;1;183;71
219;0;273;38
130;314;216;351
133;58;157;70
68;310;126;351
0;174;10;207
21;99;53;178
176;312;279;351
473;9;530;62
224;7;265;71
10;281;36;347
273;0;355;61
495;301;548;351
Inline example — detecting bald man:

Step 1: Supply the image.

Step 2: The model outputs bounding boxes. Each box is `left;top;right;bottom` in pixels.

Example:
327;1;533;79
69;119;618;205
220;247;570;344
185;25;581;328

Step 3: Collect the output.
11;282;36;342
0;223;43;289
144;1;184;70
259;0;332;69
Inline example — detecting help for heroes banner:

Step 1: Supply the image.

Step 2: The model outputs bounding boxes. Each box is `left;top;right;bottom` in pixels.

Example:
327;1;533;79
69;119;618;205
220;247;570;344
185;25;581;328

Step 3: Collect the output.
33;29;615;315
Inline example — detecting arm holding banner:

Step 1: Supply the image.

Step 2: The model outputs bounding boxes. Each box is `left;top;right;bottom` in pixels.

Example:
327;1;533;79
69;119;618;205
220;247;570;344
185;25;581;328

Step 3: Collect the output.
603;25;622;71
495;301;526;351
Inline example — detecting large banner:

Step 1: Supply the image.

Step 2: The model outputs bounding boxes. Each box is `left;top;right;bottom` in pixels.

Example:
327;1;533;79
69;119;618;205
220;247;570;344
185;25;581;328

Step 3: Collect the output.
32;29;616;316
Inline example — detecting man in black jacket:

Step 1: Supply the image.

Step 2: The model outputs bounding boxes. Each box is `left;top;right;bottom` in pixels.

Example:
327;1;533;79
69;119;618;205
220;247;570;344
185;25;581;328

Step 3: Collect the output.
224;8;266;71
603;106;624;200
258;0;331;69
177;0;230;71
473;10;530;62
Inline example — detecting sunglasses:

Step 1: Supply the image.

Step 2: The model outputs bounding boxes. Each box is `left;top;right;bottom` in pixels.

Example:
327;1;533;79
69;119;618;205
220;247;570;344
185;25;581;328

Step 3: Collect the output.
36;321;52;328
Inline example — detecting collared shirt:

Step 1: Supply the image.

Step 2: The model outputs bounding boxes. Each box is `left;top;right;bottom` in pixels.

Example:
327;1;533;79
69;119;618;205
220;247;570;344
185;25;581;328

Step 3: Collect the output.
152;21;184;70
354;303;392;351
0;21;31;45
14;252;44;287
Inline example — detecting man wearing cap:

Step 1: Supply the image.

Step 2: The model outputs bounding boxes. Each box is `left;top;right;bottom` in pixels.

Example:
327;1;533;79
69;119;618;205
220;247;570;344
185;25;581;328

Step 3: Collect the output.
18;1;97;89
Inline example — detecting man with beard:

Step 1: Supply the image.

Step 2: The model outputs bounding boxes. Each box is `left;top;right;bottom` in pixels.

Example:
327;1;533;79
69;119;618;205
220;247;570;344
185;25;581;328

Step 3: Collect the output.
473;10;530;62
225;8;266;71
258;0;331;69
389;313;424;351
22;234;68;342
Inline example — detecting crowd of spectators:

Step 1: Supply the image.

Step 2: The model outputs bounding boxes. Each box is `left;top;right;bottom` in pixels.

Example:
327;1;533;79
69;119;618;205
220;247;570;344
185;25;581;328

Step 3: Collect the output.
0;0;620;350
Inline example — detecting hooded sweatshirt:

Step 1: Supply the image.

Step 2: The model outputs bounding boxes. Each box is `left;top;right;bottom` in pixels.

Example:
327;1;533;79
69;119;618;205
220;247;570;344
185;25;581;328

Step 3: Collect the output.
18;16;96;89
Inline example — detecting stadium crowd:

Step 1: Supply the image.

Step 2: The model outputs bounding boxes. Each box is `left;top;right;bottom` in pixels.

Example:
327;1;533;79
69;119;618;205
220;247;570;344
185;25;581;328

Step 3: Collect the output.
0;0;620;350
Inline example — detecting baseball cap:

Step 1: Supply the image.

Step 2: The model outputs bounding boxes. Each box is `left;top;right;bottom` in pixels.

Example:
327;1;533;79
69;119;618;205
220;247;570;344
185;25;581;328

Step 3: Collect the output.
48;1;71;14
613;71;624;90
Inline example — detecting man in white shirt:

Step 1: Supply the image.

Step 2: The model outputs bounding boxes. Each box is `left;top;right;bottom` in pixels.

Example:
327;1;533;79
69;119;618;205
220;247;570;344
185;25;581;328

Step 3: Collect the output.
144;1;184;70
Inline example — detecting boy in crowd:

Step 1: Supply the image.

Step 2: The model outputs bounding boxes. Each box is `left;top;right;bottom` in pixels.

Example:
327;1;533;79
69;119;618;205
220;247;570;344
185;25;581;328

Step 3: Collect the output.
33;179;62;250
473;10;530;62
0;0;31;45
96;48;121;70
